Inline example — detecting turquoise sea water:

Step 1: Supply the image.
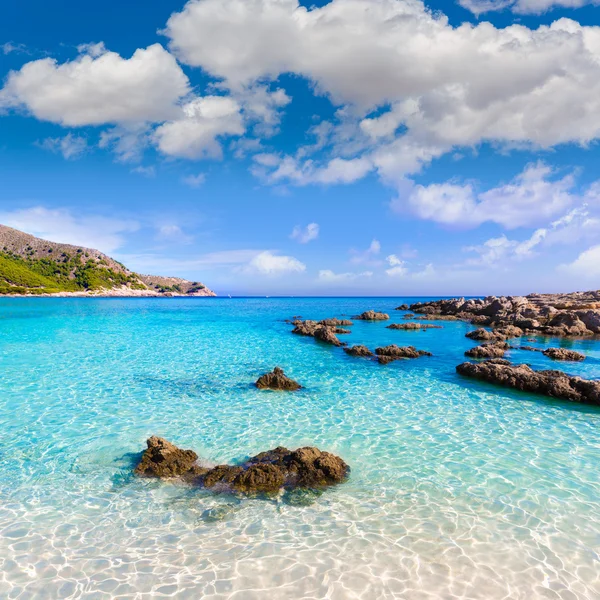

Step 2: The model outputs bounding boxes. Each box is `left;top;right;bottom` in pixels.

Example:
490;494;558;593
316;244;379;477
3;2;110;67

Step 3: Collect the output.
1;297;599;599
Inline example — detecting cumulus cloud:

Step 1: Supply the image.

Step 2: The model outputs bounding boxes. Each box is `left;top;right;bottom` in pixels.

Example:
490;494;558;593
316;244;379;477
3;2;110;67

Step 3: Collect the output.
0;44;190;126
0;206;138;253
459;0;599;16
350;239;382;265
385;254;408;276
400;162;575;229
290;223;319;244
37;133;88;160
558;245;600;278
244;251;306;275
154;96;245;159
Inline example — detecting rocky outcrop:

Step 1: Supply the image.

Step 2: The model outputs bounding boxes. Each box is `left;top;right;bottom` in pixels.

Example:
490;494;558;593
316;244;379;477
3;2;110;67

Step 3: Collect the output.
255;367;302;391
542;348;586;362
395;304;409;311
319;318;353;327
411;292;600;337
456;360;600;405
465;342;508;359
134;436;199;478
314;325;343;346
375;345;432;364
387;323;442;330
292;320;343;346
343;345;374;357
354;310;390;321
134;438;350;495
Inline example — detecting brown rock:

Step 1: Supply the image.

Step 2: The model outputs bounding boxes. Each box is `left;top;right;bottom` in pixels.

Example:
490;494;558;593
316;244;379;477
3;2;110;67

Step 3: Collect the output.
255;367;302;391
314;325;343;346
542;348;586;362
232;464;286;494
202;465;244;488
343;345;374;357
465;342;509;359
456;360;600;405
319;318;353;327
395;304;410;310
375;345;432;364
354;310;390;321
388;323;442;330
134;436;198;478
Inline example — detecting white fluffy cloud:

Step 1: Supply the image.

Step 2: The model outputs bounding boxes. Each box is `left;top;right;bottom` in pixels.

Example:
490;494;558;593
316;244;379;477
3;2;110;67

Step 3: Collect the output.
290;223;319;244
0;44;190;126
318;269;373;282
459;0;599;16
400;162;575;229
154;96;245;159
558;245;600;278
350;239;382;265
0;207;139;253
385;254;408;276
182;173;207;188
244;251;306;275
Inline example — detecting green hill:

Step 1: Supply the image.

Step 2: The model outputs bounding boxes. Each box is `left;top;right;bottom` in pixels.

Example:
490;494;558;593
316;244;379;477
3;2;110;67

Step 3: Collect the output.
0;224;215;297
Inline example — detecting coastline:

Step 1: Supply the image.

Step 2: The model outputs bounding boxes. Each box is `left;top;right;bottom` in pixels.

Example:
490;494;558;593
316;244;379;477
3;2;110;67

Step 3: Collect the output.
0;286;217;298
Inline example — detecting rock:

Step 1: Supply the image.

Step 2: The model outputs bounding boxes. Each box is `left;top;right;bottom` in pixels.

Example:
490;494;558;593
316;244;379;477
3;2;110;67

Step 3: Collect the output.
456;360;600;405
202;465;244;489
335;328;352;334
495;325;524;339
343;345;374;357
402;313;416;319
395;304;409;310
466;328;497;341
231;464;286;494
314;325;343;346
375;345;432;364
319;318;353;327
134;436;199;478
292;320;319;336
354;310;390;321
465;342;508;359
519;346;542;353
255;367;302;391
387;323;442;330
542;348;586;362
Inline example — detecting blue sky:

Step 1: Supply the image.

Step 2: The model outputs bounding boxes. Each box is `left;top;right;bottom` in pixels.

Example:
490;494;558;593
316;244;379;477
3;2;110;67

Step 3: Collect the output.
1;0;600;296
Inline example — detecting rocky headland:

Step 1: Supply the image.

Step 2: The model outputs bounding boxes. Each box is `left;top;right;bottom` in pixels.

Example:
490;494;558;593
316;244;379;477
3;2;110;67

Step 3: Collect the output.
411;292;600;337
134;437;349;495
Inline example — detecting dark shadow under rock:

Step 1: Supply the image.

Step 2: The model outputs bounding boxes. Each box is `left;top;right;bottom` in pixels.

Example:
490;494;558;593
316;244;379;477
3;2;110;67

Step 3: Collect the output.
375;345;432;364
134;436;199;478
343;345;374;357
255;367;302;391
456;359;600;405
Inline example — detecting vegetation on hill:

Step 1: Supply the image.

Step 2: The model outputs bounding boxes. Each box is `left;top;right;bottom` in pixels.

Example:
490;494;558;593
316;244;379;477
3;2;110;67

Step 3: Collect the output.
0;251;145;295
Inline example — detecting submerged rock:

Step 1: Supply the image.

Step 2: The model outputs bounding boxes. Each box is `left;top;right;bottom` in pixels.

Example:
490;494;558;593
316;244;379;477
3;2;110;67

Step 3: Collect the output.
542;348;586;362
134;438;349;495
134;436;198;478
375;345;432;364
255;367;302;391
343;345;374;357
354;310;390;321
465;342;509;359
387;323;442;330
456;360;600;405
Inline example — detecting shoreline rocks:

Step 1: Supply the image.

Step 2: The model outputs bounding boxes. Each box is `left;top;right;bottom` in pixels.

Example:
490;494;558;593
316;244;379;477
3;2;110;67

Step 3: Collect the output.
411;292;600;337
343;345;374;357
465;342;509;359
354;310;390;321
456;359;600;405
255;367;302;391
134;438;350;495
375;345;432;364
543;348;586;362
387;323;443;331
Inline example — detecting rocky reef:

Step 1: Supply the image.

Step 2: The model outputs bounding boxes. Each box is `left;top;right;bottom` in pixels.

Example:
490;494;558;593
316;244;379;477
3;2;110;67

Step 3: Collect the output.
375;345;432;364
411;291;600;337
456;359;600;405
134;438;349;495
343;345;374;357
387;323;443;331
465;342;509;359
255;367;302;391
354;310;390;321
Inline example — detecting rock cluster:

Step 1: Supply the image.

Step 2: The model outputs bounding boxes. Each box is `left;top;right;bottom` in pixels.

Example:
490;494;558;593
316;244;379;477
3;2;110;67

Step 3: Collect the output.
456;360;600;405
466;326;523;342
292;320;343;346
395;304;409;311
411;292;600;337
354;310;390;321
343;345;374;357
255;367;302;391
387;323;442;331
134;438;350;495
543;348;586;362
465;342;508;359
375;345;432;364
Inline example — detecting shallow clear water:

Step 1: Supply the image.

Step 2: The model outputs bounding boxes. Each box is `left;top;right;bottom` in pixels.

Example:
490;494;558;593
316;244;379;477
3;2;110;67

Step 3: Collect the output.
1;297;599;600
